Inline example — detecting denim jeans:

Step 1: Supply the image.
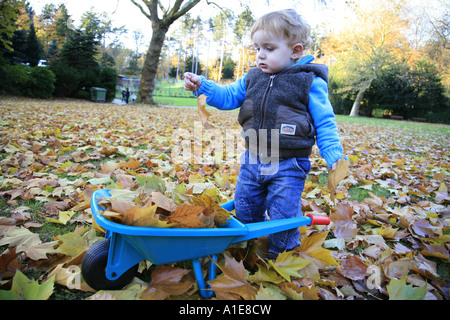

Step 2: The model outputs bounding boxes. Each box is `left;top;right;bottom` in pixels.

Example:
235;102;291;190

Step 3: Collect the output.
234;150;311;256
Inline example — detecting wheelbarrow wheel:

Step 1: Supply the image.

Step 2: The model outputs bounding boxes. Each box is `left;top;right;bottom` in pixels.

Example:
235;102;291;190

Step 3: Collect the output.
82;239;138;291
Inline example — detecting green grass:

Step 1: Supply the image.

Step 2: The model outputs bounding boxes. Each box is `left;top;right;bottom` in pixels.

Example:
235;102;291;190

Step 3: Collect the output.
335;115;450;138
348;184;392;202
154;96;198;107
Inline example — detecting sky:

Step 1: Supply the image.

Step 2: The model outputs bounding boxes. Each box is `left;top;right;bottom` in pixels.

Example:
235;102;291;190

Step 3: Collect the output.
26;0;442;53
27;0;333;50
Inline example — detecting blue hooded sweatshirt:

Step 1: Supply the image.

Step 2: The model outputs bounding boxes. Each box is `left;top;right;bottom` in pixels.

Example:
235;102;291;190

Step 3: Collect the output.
193;55;344;168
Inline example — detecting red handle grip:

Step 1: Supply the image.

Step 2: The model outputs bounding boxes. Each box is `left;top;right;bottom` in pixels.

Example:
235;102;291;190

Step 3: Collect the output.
306;214;330;226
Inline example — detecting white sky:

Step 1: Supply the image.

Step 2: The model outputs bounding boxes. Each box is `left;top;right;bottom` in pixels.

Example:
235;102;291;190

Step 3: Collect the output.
27;0;334;50
26;0;439;53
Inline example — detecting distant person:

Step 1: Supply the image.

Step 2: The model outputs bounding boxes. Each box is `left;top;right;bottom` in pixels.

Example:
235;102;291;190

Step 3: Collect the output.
121;88;126;102
125;88;131;104
184;9;345;259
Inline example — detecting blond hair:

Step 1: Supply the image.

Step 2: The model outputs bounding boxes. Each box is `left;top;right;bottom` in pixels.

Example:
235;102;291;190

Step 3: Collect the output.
250;9;313;55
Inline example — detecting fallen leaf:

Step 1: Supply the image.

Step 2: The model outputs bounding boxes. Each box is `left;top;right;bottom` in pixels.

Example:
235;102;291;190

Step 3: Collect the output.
209;255;257;300
268;250;312;282
165;203;209;228
330;202;359;240
122;204;175;228
294;231;339;280
0;270;54;300
141;265;193;300
386;276;426;300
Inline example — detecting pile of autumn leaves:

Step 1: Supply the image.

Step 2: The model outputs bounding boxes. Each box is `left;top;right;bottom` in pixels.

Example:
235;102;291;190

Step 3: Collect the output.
0;98;449;300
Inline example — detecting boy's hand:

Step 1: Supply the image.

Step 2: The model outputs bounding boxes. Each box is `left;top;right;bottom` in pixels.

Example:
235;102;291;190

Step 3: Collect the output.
184;72;202;92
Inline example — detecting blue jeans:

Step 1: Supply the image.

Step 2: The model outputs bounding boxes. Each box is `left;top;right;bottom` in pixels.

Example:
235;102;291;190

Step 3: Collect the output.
234;151;311;256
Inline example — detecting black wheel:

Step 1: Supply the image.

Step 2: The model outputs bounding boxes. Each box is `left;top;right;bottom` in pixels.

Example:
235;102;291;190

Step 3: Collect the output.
82;239;138;291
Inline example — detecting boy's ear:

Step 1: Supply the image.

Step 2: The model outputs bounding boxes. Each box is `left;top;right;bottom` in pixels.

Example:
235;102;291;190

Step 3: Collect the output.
291;43;304;60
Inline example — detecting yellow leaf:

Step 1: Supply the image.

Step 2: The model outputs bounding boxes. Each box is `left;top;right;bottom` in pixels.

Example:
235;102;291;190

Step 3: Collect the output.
295;231;339;280
0;270;54;300
123;204;175;228
268;250;311;282
45;210;76;225
248;264;285;284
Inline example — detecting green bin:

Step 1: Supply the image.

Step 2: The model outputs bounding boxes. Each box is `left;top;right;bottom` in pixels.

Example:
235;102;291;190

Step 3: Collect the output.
90;87;107;102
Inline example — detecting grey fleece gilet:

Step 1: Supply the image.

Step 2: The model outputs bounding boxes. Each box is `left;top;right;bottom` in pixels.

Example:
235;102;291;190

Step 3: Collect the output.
238;63;329;158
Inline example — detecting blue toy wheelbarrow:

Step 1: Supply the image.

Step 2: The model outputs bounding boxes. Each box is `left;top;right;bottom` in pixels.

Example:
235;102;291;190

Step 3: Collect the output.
82;189;330;298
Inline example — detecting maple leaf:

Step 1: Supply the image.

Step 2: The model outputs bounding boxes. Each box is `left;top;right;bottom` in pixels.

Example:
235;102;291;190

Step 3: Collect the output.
48;264;95;293
45;210;76;225
140;265;193;300
386;276;426;300
119;158;140;169
248;264;285;284
189;192;231;225
122;204;175;228
0;270;54;300
280;282;320;300
294;232;339;280
55;232;90;257
337;254;368;281
0;248;24;279
209;254;258;300
330;202;359;240
197;94;215;130
267;250;312;282
22;241;59;260
255;284;287;300
328;157;349;202
0;227;42;252
165;203;210;228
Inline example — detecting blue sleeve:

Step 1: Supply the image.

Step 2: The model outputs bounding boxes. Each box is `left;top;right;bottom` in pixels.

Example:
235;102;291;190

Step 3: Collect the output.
309;77;344;168
194;75;247;110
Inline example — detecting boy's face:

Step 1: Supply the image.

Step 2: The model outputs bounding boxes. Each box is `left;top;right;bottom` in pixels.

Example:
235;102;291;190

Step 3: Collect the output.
252;30;303;74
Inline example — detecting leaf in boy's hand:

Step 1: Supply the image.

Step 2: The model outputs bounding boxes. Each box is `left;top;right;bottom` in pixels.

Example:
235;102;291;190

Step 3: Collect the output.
328;158;349;202
197;94;215;130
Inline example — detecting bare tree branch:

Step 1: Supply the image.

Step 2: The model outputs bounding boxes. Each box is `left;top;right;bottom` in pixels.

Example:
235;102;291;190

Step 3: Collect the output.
158;0;167;16
130;0;151;20
205;0;226;12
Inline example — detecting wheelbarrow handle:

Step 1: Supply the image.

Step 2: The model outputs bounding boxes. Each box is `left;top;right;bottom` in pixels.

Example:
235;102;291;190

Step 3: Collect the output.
306;214;331;226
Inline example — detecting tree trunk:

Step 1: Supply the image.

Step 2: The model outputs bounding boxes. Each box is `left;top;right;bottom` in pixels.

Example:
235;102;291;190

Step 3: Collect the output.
349;78;374;117
138;25;169;104
131;0;202;104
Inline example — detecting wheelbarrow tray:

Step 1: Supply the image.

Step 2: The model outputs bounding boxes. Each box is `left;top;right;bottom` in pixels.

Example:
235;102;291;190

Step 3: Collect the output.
88;189;329;297
91;189;249;266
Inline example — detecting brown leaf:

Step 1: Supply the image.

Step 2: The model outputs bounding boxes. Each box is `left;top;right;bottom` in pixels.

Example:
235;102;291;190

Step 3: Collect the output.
119;159;140;169
141;265;193;300
209;255;257;300
337;254;368;281
0;248;24;279
165;203;210;228
330;202;359;240
328;158;349;202
197;94;215;130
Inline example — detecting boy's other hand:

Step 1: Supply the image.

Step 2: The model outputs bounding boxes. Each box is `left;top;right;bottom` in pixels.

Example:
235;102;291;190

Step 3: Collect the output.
184;72;202;92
